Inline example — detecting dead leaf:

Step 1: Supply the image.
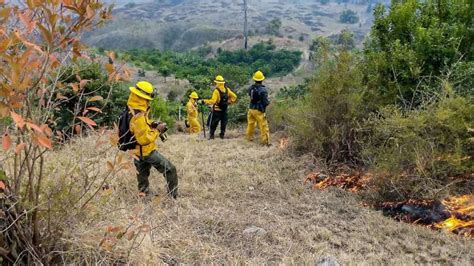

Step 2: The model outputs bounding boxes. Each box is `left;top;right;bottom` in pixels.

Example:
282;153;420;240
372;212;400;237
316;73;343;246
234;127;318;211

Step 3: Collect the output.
36;135;52;149
15;142;26;154
0;181;5;191
71;83;79;93
88;95;103;102
87;107;102;113
10;111;25;129
26;122;43;133
74;125;82;134
37;23;53;45
106;225;123;233
79;79;88;89
40;124;53;137
2;133;11;151
77;116;97;127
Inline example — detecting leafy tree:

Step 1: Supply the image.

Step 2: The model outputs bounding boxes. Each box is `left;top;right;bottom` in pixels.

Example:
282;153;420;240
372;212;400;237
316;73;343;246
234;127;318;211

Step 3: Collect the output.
54;62;128;136
340;10;359;24
364;0;474;106
336;29;356;50
266;18;282;36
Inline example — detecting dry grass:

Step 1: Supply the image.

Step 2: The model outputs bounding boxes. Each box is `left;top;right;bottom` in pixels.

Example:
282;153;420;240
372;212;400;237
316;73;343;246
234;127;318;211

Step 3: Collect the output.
53;131;474;264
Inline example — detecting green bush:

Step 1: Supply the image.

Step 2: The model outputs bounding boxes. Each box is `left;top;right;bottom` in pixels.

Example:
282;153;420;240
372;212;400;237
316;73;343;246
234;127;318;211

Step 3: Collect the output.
288;51;365;163
267;100;297;132
364;0;473;106
362;91;473;202
54;62;128;134
340;10;359;24
150;96;176;129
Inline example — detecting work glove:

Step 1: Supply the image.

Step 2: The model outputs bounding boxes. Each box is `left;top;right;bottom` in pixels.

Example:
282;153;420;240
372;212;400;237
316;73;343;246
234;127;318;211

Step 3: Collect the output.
151;121;167;133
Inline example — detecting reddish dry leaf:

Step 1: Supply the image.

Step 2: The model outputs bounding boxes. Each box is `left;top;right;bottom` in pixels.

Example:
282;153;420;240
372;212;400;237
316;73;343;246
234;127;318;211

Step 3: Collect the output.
106;225;123;233
2;133;11;151
40;124;53;137
71;83;79;93
87;107;102;113
15;142;26;154
56;93;68;100
79;79;88;89
0;180;5;191
77;116;97;127
10;111;25;129
37;23;53;45
74;125;82;134
26;122;43;133
36;135;52;149
88;95;103;102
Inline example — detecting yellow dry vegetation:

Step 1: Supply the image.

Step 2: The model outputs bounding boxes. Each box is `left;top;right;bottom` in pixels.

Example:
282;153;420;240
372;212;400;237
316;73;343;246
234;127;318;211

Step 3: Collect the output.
49;132;473;264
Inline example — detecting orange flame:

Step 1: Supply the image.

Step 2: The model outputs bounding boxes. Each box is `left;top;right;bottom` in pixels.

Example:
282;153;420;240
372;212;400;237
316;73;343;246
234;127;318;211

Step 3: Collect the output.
435;195;474;237
434;217;474;237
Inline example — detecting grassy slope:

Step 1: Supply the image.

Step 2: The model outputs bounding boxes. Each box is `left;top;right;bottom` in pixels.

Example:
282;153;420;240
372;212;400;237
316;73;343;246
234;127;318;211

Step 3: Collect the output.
67;131;473;264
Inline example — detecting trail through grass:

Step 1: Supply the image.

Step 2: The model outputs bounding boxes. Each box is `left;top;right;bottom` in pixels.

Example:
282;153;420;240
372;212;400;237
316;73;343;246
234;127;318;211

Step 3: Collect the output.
70;132;473;264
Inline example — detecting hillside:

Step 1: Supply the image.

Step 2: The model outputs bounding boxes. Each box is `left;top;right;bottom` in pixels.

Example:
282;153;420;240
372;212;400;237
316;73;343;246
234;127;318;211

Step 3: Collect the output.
85;0;378;51
65;132;473;264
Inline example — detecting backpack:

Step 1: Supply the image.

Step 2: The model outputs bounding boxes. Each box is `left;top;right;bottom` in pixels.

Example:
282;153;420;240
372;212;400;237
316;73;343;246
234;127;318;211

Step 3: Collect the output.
249;85;262;104
117;107;137;151
216;87;229;112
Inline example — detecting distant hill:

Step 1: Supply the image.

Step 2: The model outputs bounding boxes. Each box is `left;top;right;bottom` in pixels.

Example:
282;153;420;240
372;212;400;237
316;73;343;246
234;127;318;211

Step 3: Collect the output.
85;0;389;51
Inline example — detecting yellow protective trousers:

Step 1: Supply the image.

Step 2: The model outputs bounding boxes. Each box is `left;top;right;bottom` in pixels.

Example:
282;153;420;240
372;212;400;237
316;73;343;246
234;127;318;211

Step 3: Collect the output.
246;109;269;145
188;117;201;134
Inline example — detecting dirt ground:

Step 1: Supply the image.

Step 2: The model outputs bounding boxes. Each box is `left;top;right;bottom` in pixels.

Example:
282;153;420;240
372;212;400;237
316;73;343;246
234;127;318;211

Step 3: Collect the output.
66;132;473;264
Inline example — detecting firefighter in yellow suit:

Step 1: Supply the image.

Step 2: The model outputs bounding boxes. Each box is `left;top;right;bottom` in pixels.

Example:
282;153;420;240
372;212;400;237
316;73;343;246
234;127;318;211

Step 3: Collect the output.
186;91;201;134
246;71;270;146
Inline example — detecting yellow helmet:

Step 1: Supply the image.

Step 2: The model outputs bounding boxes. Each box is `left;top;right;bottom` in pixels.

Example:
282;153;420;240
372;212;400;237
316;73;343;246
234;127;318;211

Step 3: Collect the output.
253;70;265;81
189;91;199;99
214;75;226;84
129;81;155;100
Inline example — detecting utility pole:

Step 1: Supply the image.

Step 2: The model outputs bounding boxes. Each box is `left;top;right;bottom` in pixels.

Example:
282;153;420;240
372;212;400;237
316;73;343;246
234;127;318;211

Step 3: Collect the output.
243;0;248;50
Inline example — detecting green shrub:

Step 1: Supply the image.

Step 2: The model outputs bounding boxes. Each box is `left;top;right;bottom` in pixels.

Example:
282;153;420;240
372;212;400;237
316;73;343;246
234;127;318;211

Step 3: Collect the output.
228;89;250;125
289;51;365;163
150;97;176;129
54;62;128;134
364;0;473;106
362;91;473;202
340;10;359;24
267;100;297;132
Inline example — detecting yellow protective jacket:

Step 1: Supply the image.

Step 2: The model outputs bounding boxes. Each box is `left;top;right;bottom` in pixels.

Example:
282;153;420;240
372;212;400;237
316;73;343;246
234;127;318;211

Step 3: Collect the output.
186;99;198;119
186;99;201;133
127;93;158;157
203;84;237;112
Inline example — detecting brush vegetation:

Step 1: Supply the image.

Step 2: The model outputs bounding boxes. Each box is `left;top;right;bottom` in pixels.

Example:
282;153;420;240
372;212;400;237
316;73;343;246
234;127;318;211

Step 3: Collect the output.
268;0;474;202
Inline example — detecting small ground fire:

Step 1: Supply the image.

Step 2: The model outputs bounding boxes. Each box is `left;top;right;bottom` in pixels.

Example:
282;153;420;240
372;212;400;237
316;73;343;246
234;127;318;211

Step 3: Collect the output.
305;172;474;238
